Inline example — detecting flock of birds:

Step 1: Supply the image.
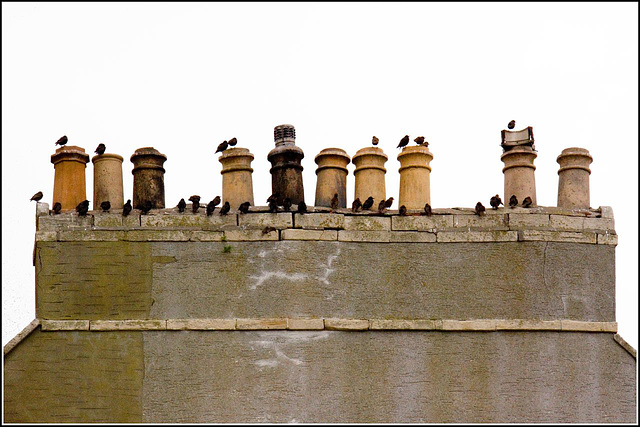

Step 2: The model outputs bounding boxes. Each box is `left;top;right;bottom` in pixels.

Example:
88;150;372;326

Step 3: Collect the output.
37;120;529;217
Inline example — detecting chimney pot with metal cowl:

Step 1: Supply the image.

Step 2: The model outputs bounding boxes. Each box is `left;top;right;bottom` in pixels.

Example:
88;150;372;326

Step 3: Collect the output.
267;124;305;205
500;127;537;205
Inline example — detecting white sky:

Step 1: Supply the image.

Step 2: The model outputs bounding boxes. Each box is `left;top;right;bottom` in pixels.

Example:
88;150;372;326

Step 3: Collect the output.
2;2;638;348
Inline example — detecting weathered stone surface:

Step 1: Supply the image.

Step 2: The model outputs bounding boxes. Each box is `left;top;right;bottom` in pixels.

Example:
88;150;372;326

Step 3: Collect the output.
281;229;337;241
36;202;50;216
337;230;391;242
343;215;391;231
389;231;436;242
141;212;237;229
437;231;517;243
238;213;292;229
124;230;191;241
35;231;57;241
549;215;584;230
495;319;562;330
167;319;236;330
441;319;497;330
599;206;614;218
453;214;508;230
287;318;325;330
508;214;550;229
41;320;90;331
93;213;124;228
123;212;141;227
597;233;618;245
519;230;597;244
236;318;287;330
324;318;369;330
392;215;453;231
38;213;93;231
190;231;225;242
369;319;438;330
3;320;39;356
59;230;125;241
294;213;344;230
561;320;617;332
224;229;279;241
91;320;166;330
614;333;637;358
583;217;615;232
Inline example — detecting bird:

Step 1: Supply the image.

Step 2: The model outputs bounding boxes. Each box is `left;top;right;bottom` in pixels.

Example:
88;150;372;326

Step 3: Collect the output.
509;195;518;208
177;198;186;213
94;143;106;155
397;135;410;149
238;201;251;214
522;196;533;208
362;196;374;210
508;120;516;130
52;202;62;215
297;201;307;214
267;193;281;204
206;199;217;216
100;201;111;212
384;197;394;209
215;140;228;154
228;137;237;146
377;199;387;213
55;135;68;146
262;226;276;235
423;203;432;216
140;200;153;215
399;205;407;216
76;200;90;216
351;198;362;213
219;201;230;215
189;195;201;213
282;198;292;211
372;136;379;146
30;191;43;202
475;202;486;216
123;199;132;216
414;136;425;145
490;194;503;210
268;199;278;213
330;193;339;211
211;196;221;209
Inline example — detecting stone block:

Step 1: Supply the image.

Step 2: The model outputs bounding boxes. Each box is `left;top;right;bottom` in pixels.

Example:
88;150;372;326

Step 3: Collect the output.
141;213;237;230
369;319;438;330
437;231;518;243
122;212;141;227
224;229;279;241
37;213;93;231
518;230;597;244
93;213;124;228
337;230;391;242
236;318;287;330
190;231;225;242
508;214;550;229
281;229;338;241
614;333;637;358
441;319;497;331
58;230;125;241
286;318;325;330
35;231;57;242
324;318;369;331
495;319;562;330
36;202;50;216
392;215;453;231
343;216;391;231
40;319;90;331
561;320;617;332
599;206;614;218
167;319;236;330
238;213;293;229
90;319;167;330
583;217;615;232
294;213;345;229
124;230;191;241
389;232;437;243
453;214;508;230
549;215;585;231
597;233;618;245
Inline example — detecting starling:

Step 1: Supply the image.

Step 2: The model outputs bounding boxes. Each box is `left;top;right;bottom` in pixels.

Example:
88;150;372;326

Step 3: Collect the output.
522;196;533;208
76;200;90;216
267;193;281;204
228;137;237;146
377;199;387;213
282;198;292;211
330;193;339;211
55;135;68;146
399;205;407;216
397;135;410;149
384;197;394;209
297;201;307;214
219;201;230;215
189;195;201;213
268;199;278;213
211;196;221;209
490;194;503;209
177;198;186;213
238;201;251;214
100;201;111;212
362;196;374;210
123;199;132;216
140;200;153;215
475;202;486;216
95;143;106;155
423;203;432;216
206;199;217;216
351;198;362;213
414;136;425;145
509;195;518;208
52;202;62;215
215;140;228;154
30;191;43;202
262;226;276;235
508;120;516;130
372;136;379;146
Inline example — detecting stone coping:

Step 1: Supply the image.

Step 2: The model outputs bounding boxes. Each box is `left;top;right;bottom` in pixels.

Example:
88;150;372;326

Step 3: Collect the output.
35;204;617;245
35;318;618;333
614;333;637;358
3;319;40;356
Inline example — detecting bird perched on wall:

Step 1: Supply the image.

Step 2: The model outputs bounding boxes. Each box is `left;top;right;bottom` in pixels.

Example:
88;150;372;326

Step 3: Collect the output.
508;195;518;208
100;201;111;212
30;191;43;202
238;201;251;214
475;202;486;216
52;202;62;215
490;194;503;210
211;196;221;210
189;195;201;213
55;135;68;146
414;136;425;145
219;201;230;215
423;203;432;216
282;198;292;212
330;193;339;211
228;137;237;147
215;140;228;154
352;198;362;213
377;199;387;213
508;120;516;130
262;226;276;235
397;135;410;149
268;198;278;213
140;200;153;215
372;136;379;146
206;199;217;216
123;199;132;216
267;193;281;204
522;196;533;208
362;196;374;210
95;143;106;155
76;200;90;216
177;198;186;213
384;197;394;209
297;201;307;214
399;205;407;216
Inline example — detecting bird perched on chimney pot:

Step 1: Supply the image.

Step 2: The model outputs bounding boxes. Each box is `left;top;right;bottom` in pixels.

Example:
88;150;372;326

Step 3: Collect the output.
189;195;201;213
508;120;516;130
423;203;432;216
490;194;503;210
76;200;90;216
228;137;237;147
238;201;251;214
414;136;425;145
352;198;362;213
475;202;486;216
372;136;379;146
100;201;111;212
30;191;43;202
330;193;339;211
95;143;106;155
219;201;231;215
55;135;68;146
123;199;132;216
397;135;410;149
522;196;533;208
215;140;228;154
509;195;518;208
177;198;186;213
362;196;374;211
